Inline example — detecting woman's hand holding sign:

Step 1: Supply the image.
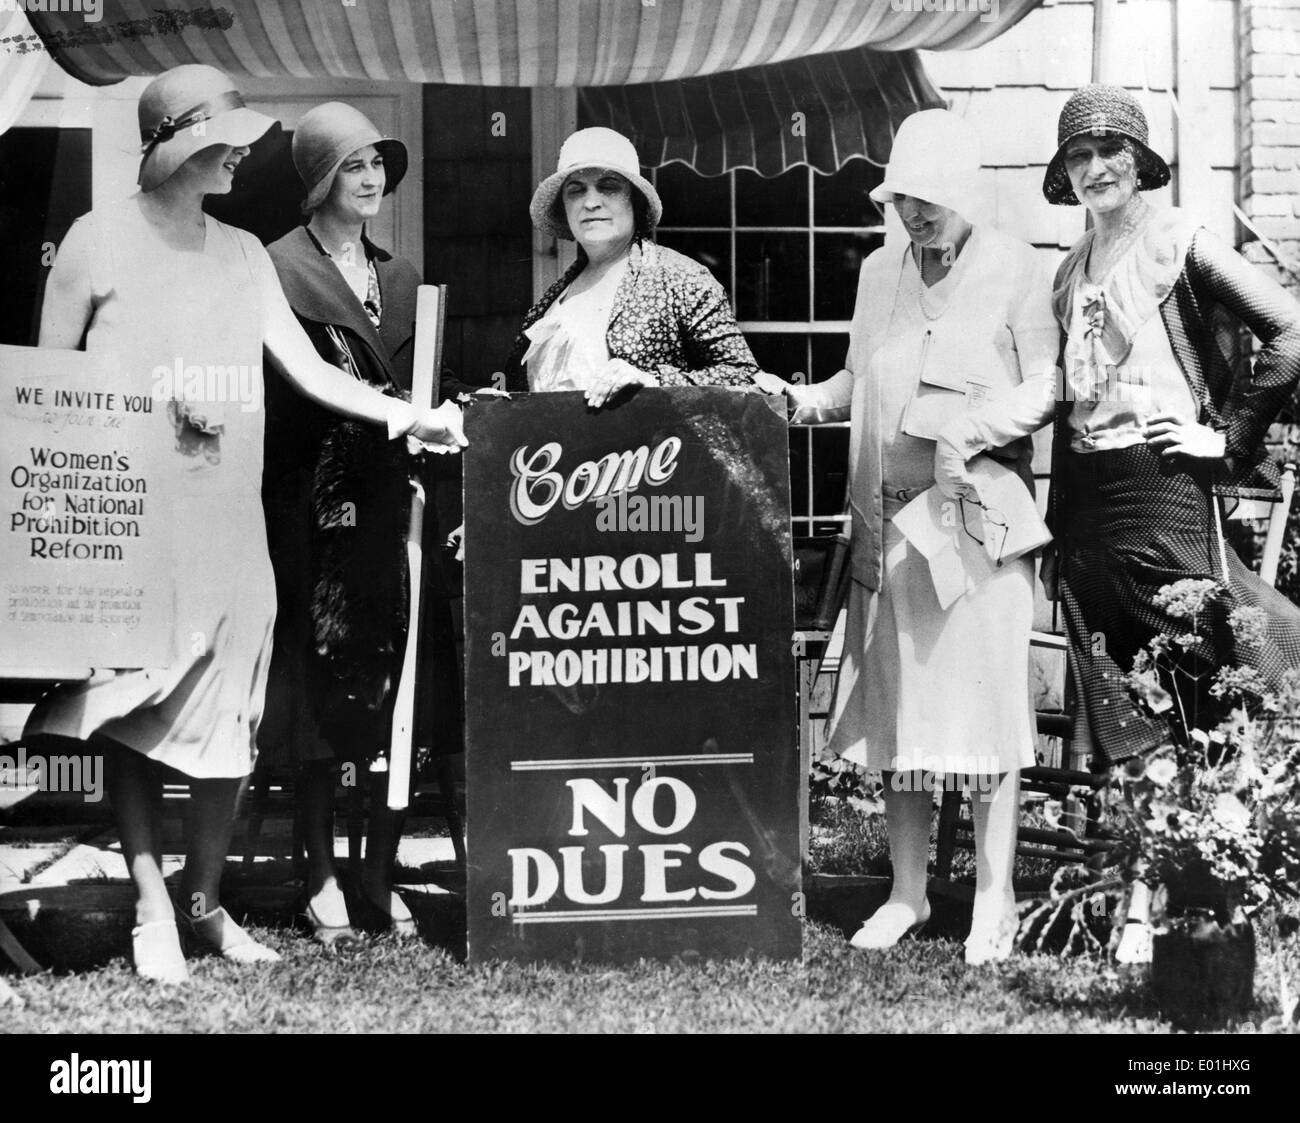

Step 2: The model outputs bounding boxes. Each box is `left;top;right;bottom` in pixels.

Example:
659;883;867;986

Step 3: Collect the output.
584;357;656;409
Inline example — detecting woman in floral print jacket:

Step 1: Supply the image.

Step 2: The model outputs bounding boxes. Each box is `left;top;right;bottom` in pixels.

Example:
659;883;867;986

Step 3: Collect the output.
503;127;757;404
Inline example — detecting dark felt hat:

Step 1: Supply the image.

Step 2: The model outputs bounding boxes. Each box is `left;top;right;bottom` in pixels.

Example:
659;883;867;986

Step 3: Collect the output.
292;102;408;214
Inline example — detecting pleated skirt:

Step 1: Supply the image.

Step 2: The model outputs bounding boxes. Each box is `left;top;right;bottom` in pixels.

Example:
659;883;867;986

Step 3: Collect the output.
827;519;1037;776
1057;443;1300;764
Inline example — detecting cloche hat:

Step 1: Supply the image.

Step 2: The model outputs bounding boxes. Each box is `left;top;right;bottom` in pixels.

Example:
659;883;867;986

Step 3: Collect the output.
529;127;662;241
137;64;276;192
292;102;409;215
869;109;981;217
1042;84;1171;205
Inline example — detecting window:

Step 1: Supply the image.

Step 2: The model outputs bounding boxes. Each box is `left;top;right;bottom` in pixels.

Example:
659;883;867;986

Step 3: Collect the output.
0;128;91;348
650;158;887;538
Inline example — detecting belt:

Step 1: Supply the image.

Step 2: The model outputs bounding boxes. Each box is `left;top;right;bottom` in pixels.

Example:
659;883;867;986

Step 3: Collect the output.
883;485;926;502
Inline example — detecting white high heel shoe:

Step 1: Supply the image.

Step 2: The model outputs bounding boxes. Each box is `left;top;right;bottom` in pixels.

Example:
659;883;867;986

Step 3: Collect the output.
186;906;281;964
850;901;931;950
131;919;190;985
964;907;1019;966
1115;919;1153;965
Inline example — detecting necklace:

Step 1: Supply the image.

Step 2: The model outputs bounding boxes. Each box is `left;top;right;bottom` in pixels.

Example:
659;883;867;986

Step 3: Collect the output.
914;252;951;321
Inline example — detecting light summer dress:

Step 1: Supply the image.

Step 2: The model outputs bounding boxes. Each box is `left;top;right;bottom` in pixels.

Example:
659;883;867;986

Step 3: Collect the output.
26;198;277;779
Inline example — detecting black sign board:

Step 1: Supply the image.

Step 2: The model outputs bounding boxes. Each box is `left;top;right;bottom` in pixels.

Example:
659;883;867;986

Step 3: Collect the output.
463;388;800;963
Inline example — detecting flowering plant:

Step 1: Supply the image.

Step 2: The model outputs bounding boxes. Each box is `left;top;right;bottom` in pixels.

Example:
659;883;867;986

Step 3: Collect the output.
1105;578;1300;920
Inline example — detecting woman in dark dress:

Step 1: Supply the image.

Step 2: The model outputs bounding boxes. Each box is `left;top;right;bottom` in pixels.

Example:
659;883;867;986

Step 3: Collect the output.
261;103;463;943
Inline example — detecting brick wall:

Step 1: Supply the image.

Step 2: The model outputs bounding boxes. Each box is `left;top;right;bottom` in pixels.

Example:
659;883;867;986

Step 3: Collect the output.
1239;0;1300;301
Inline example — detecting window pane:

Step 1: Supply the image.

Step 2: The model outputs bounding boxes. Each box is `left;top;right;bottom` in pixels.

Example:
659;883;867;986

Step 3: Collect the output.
788;427;849;528
813;231;883;320
810;334;851;381
656;230;731;288
814;157;885;228
655;162;729;227
735;232;808;321
743;332;807;380
790;433;811;520
735;166;807;228
811;427;850;522
0;128;91;347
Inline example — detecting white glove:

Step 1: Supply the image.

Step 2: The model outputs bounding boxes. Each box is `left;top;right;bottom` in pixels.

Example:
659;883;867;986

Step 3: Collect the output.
387;399;468;453
446;522;465;563
934;437;980;501
752;371;791;396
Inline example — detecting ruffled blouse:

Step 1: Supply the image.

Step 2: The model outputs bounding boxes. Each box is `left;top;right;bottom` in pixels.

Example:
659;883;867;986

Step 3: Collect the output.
1054;207;1200;450
521;256;628;392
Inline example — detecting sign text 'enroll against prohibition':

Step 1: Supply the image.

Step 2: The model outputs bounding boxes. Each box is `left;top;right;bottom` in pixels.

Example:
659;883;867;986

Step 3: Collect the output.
463;389;800;963
1;346;173;670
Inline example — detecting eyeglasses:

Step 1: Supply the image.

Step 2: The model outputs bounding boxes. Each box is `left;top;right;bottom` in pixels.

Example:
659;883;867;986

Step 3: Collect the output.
960;498;1009;567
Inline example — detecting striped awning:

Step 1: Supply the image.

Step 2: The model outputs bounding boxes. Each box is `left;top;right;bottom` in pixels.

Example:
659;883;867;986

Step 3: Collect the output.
581;46;945;177
23;0;1043;87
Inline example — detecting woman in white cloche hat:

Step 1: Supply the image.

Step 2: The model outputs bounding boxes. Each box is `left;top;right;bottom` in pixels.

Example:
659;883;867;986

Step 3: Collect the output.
758;108;1060;964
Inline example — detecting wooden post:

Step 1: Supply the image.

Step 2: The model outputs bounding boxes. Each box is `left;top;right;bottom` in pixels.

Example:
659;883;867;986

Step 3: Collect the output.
388;284;447;811
1091;0;1123;84
1174;0;1215;218
530;87;578;299
1260;463;1297;587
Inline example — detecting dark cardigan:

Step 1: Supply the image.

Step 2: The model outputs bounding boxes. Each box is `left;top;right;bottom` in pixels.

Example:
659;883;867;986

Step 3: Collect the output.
1047;221;1300;764
261;225;460;760
502;238;758;393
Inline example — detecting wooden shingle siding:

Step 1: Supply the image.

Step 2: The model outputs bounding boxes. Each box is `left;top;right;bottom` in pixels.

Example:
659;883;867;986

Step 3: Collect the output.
925;0;1240;256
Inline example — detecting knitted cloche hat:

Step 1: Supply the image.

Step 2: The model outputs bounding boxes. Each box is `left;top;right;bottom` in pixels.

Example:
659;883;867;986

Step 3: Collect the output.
137;64;276;192
292;102;408;214
1042;84;1171;205
529;127;662;241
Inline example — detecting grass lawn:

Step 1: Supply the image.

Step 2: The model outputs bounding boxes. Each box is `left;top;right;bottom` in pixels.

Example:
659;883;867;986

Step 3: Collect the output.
0;919;1186;1034
3;799;1297;1033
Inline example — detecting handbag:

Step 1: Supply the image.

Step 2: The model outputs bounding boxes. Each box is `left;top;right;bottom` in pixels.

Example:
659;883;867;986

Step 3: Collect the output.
899;326;996;442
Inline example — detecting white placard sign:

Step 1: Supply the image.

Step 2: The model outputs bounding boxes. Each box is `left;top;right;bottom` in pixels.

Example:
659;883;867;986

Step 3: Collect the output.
1;345;174;671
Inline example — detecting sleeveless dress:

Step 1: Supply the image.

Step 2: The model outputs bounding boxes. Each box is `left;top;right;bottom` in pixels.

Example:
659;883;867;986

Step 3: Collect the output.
25;198;277;779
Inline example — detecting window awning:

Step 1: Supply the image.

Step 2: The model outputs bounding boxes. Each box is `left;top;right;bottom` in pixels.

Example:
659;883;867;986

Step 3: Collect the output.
581;46;945;177
24;0;1042;87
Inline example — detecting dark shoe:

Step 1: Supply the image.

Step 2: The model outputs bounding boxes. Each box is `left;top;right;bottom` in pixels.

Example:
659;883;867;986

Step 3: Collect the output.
354;889;418;938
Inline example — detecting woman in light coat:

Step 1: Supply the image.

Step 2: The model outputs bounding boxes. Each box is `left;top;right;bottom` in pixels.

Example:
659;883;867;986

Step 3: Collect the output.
760;110;1058;964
